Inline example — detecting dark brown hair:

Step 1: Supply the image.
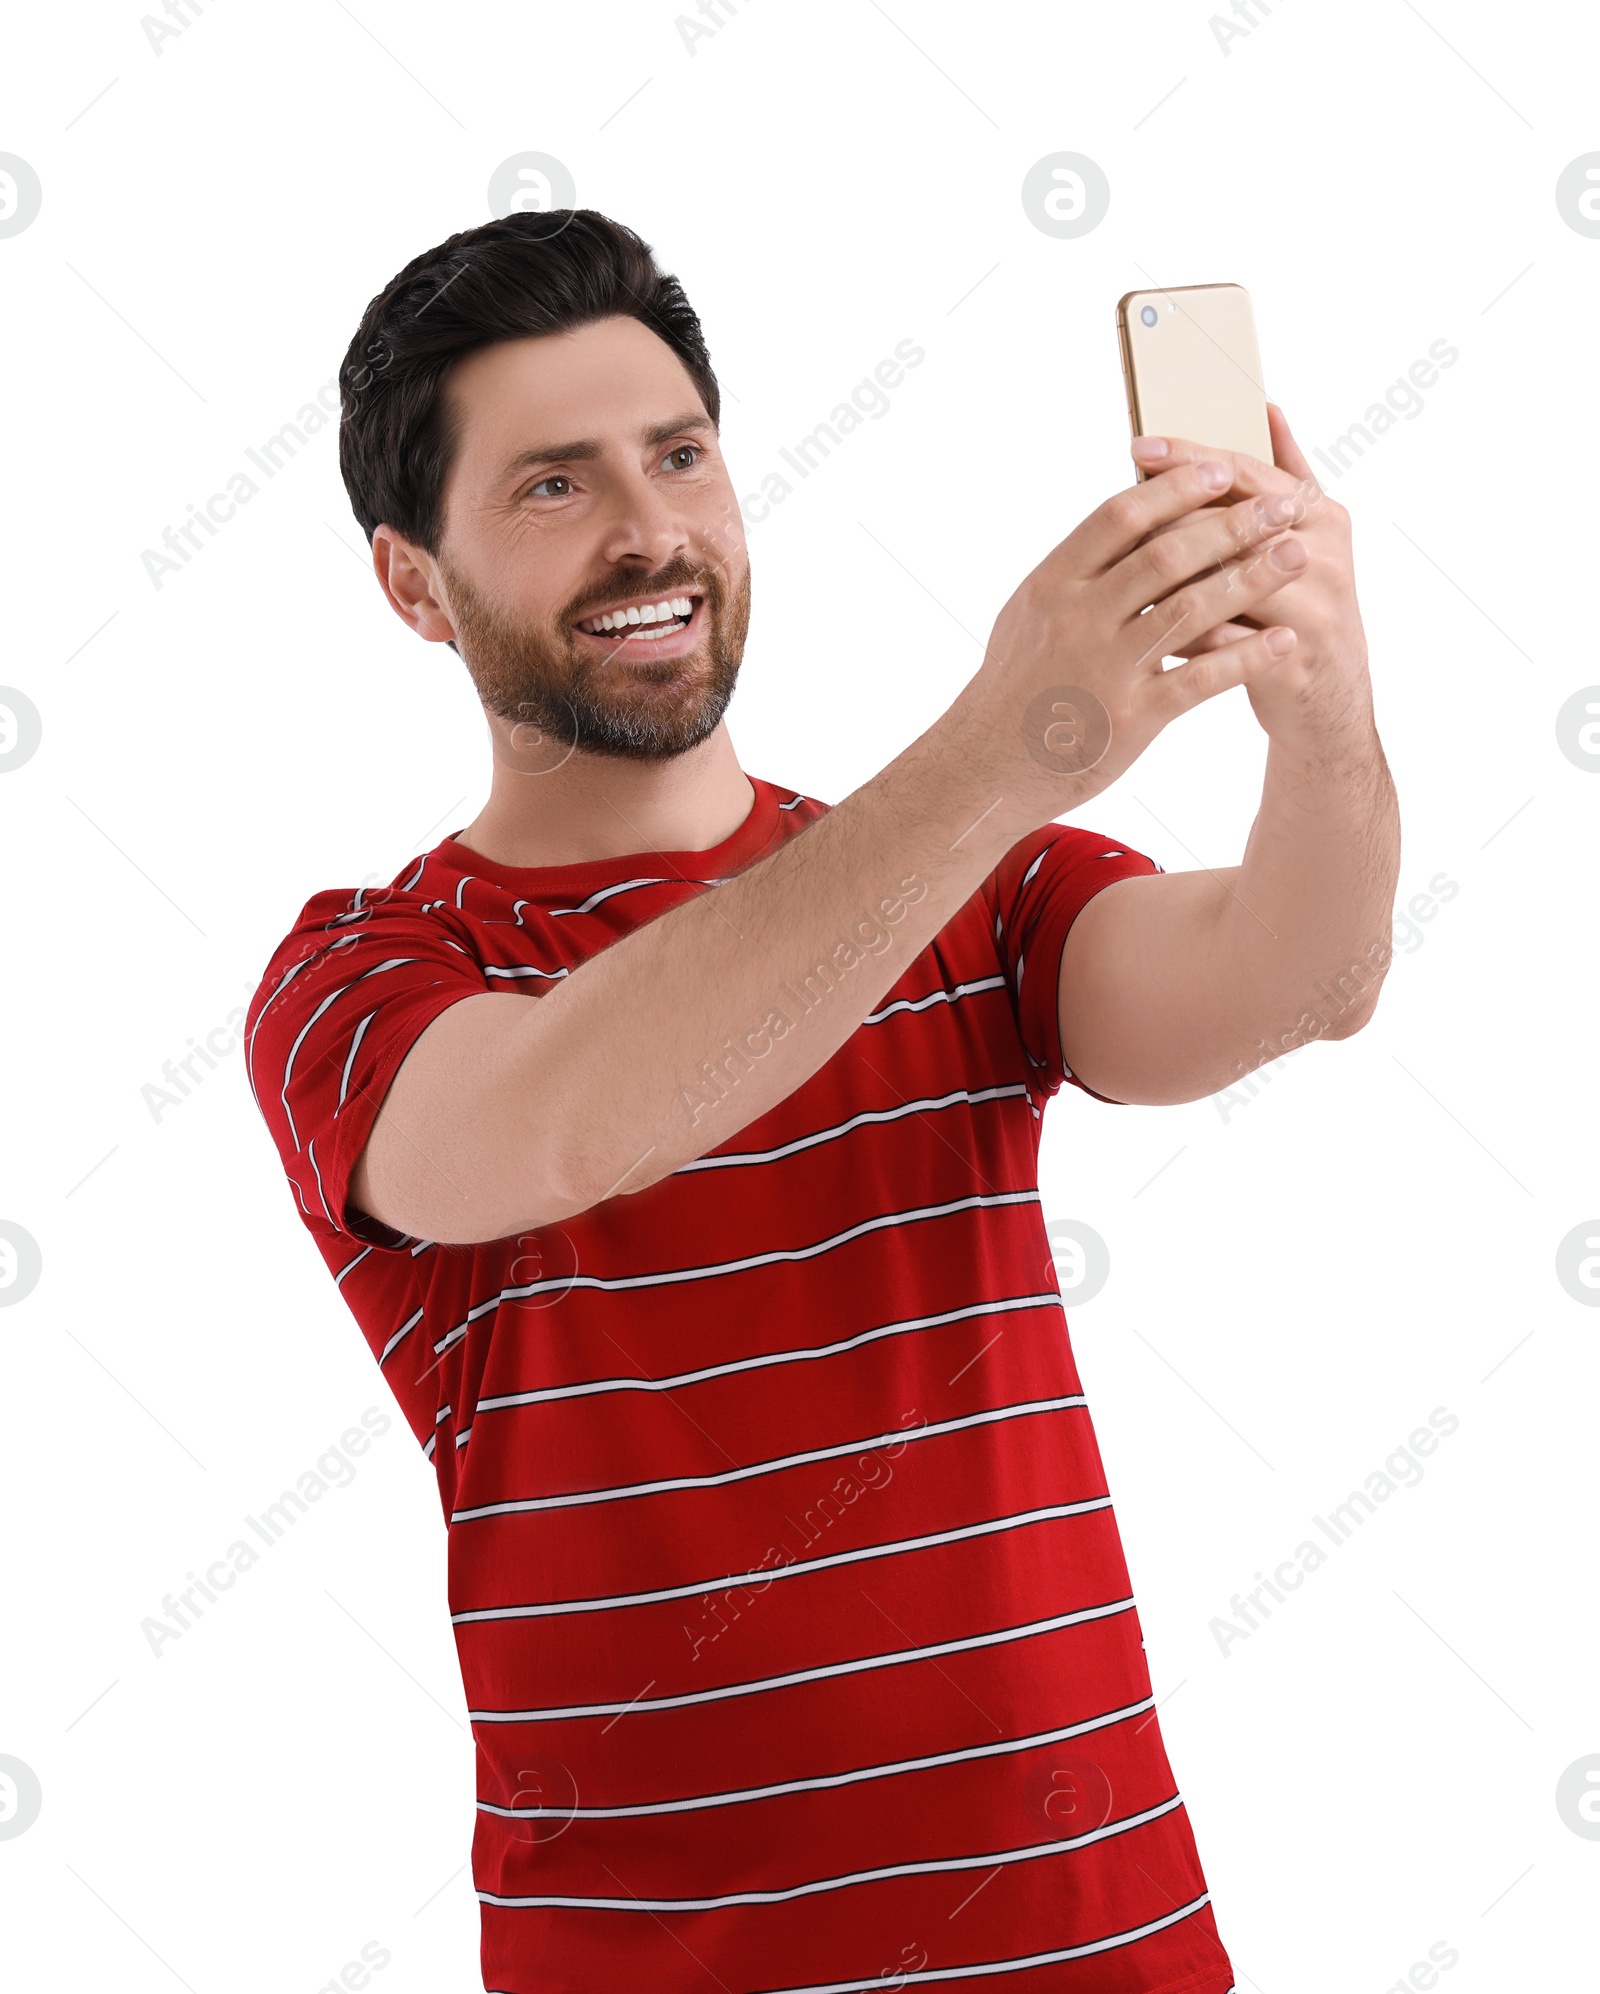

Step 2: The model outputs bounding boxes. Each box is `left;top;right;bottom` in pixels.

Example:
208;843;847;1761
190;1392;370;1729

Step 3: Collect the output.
337;209;721;554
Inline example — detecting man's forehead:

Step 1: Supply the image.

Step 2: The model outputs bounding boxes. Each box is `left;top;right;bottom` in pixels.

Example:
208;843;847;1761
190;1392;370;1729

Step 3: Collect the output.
444;332;710;489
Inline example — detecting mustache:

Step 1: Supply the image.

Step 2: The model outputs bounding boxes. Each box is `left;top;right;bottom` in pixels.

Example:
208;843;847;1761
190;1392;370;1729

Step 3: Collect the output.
565;563;721;622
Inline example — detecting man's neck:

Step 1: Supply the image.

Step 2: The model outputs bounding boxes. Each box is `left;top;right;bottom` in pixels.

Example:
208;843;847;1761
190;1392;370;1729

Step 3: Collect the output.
453;721;757;870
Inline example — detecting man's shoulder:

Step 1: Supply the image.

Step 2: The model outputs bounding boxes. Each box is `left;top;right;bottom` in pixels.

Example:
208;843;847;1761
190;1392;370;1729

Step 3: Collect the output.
244;778;839;1029
246;865;481;1035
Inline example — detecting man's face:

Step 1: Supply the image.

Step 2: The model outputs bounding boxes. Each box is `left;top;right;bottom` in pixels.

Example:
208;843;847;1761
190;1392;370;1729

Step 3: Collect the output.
422;315;750;761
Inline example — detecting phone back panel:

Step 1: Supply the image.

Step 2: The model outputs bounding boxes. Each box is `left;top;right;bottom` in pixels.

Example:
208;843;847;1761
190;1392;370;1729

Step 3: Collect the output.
1117;283;1272;475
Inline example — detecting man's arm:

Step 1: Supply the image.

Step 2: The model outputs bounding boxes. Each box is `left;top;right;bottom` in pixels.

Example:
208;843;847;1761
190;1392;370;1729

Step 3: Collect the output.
1057;409;1401;1106
350;456;1311;1245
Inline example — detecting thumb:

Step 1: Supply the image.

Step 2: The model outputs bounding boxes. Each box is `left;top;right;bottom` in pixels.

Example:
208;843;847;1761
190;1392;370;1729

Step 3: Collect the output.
1266;402;1317;487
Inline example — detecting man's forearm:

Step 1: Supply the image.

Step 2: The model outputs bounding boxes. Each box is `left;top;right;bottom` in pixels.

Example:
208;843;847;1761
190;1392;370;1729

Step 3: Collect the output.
452;696;1036;1236
1210;719;1401;1067
544;718;1017;1196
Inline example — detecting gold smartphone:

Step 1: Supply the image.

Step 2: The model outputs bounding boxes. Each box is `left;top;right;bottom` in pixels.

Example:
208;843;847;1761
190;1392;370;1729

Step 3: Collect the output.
1116;282;1272;482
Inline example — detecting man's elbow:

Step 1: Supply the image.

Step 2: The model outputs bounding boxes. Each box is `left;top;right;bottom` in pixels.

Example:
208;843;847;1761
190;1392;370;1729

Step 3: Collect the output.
1319;982;1387;1040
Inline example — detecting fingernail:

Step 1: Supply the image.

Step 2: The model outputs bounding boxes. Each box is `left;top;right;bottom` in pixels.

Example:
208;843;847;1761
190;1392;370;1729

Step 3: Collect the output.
1132;436;1169;460
1197;460;1230;491
1265;627;1296;657
1268;534;1307;571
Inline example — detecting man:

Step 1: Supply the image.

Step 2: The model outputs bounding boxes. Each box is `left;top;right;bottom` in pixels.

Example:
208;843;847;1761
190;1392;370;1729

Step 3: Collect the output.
246;208;1398;1993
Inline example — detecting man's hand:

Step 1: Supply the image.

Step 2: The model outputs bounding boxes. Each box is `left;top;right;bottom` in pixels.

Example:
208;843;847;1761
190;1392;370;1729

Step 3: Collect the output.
1137;404;1374;766
956;448;1310;838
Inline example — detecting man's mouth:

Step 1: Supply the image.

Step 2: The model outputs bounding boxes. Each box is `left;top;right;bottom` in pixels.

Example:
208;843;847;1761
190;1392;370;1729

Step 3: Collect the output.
572;591;703;649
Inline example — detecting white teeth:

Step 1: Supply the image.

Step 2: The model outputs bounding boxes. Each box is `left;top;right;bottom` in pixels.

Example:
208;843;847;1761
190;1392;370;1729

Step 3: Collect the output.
580;596;696;635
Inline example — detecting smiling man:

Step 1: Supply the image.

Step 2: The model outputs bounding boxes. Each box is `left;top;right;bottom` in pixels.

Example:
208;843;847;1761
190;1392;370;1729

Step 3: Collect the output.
247;209;1399;1994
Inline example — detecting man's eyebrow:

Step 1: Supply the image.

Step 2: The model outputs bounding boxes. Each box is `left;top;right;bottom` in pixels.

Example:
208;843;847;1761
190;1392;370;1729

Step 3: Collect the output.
494;412;715;484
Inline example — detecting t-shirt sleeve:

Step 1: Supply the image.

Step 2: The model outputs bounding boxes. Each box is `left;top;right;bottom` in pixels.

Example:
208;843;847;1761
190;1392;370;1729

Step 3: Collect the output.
245;889;492;1249
986;822;1163;1103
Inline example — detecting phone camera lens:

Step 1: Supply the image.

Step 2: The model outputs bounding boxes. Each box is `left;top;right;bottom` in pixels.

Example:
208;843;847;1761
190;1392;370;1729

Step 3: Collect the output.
1140;305;1158;326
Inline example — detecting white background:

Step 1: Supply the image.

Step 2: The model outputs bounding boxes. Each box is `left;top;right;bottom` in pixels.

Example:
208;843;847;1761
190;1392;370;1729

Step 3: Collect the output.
2;1;1597;1988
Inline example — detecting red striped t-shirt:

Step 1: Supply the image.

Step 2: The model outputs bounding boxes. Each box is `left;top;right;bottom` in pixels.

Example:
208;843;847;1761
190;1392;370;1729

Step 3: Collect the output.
245;775;1235;1994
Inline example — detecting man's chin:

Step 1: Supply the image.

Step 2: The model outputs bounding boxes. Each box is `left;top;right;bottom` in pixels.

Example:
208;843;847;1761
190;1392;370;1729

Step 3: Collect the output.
510;678;733;762
557;640;738;755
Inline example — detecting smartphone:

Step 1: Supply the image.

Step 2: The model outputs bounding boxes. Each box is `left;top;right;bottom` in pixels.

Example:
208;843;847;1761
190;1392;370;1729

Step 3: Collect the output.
1116;282;1272;484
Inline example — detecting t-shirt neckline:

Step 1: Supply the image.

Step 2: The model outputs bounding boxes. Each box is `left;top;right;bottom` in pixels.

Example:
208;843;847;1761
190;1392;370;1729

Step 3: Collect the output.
428;774;791;898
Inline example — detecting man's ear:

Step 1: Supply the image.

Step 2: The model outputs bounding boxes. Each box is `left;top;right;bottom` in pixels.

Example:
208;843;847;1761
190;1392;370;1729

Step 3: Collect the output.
371;523;458;646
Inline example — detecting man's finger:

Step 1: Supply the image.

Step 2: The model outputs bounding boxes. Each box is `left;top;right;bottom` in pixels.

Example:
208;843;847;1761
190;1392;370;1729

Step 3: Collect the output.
1164;619;1256;659
1132;432;1319;511
1266;402;1317;484
1056;459;1244;576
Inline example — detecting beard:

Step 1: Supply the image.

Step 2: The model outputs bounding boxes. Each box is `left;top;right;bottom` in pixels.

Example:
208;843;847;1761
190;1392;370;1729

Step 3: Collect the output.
437;547;751;763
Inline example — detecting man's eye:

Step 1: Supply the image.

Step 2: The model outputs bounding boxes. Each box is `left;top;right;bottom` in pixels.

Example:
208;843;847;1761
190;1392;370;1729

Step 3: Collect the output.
530;475;573;498
663;445;699;470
